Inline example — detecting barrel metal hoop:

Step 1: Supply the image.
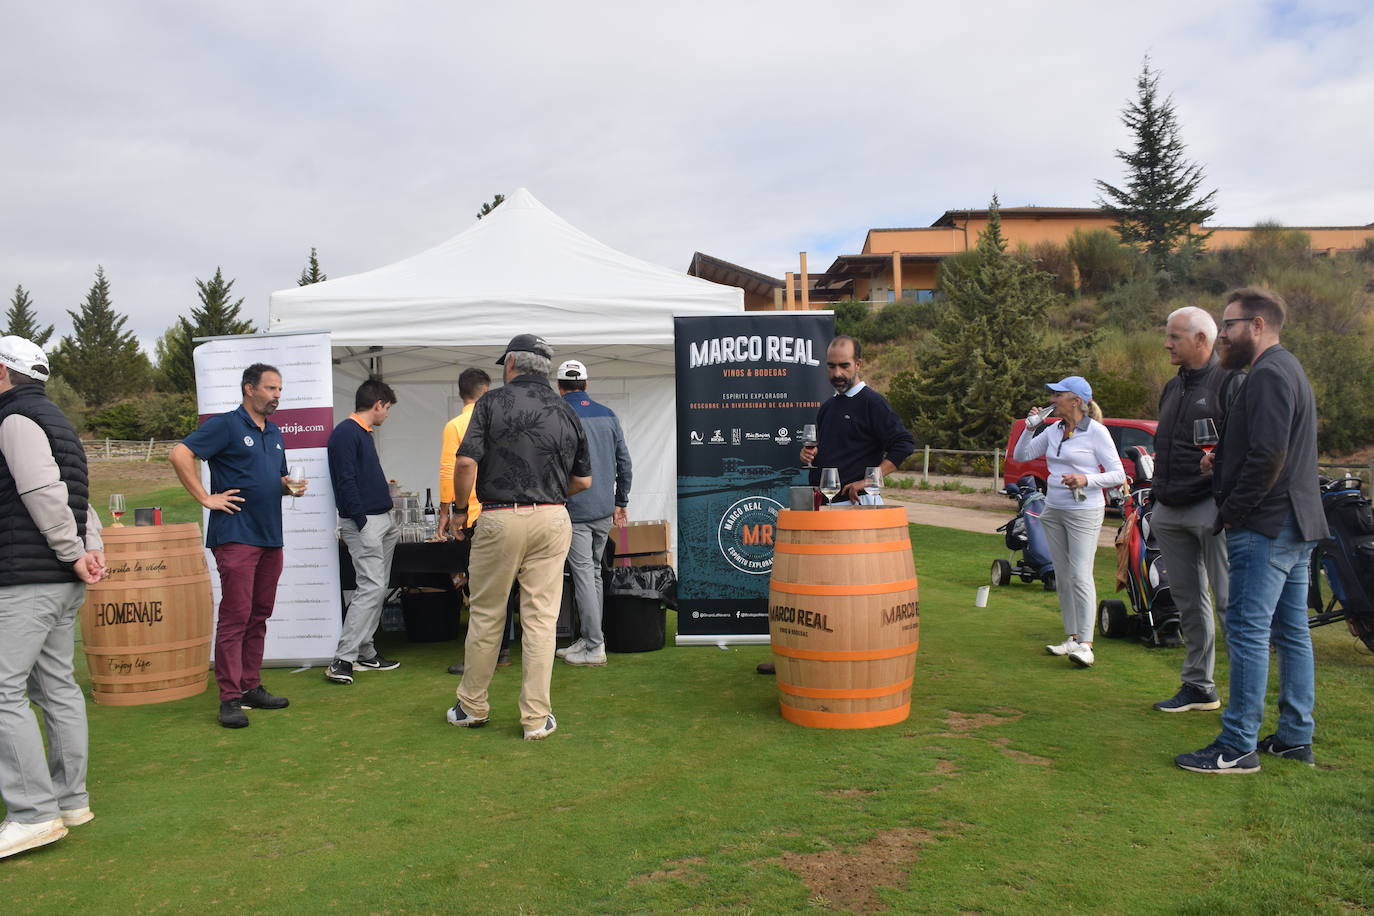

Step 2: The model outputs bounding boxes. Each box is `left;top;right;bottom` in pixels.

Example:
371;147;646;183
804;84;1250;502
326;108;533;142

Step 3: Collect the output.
89;665;210;685
779;704;911;729
81;635;212;655
770;578;918;597
773;540;911;555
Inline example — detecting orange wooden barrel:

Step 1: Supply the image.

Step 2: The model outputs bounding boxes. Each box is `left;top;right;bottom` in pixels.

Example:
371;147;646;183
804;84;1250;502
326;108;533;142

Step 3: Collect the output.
79;523;213;706
768;507;919;729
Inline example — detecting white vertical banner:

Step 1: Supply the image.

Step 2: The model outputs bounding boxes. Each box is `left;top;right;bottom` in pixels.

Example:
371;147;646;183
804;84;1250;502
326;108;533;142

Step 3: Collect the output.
192;332;341;666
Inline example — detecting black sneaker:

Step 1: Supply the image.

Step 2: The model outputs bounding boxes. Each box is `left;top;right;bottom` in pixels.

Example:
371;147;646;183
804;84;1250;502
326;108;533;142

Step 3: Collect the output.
240;685;289;709
1257;734;1316;766
355;653;400;671
1153;683;1221;712
325;659;354;684
218;699;249;728
1175;741;1260;774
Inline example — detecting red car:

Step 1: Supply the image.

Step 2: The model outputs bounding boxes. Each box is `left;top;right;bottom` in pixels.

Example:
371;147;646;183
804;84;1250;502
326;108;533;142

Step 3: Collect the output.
1002;417;1158;492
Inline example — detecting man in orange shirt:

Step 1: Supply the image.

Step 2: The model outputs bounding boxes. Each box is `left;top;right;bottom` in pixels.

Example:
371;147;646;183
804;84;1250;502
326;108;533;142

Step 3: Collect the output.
437;368;504;673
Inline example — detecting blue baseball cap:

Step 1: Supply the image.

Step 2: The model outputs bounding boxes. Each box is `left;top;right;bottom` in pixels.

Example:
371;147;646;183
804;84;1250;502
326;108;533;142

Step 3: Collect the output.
1046;376;1092;402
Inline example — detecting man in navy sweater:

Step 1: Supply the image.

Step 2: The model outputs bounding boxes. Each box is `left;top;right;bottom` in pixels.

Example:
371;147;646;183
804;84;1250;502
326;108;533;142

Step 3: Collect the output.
325;379;401;685
800;336;915;503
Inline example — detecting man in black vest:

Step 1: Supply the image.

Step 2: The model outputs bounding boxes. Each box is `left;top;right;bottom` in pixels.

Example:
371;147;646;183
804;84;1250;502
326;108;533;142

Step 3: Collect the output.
0;337;106;859
1176;288;1327;774
1150;306;1240;713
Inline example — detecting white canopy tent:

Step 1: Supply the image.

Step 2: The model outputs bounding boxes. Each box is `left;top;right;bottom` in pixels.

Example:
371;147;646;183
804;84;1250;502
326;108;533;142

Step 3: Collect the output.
267;188;744;531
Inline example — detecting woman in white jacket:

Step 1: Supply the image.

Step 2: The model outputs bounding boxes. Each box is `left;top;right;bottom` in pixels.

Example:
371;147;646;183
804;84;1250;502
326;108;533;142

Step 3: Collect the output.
1013;376;1125;668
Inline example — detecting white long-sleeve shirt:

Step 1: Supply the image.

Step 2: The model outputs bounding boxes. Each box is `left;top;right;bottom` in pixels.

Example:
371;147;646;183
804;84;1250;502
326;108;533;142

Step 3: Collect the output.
1013;416;1126;510
0;412;104;561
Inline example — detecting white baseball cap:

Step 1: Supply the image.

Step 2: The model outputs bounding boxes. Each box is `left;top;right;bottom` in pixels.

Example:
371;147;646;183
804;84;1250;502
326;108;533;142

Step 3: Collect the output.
0;336;50;381
556;359;588;381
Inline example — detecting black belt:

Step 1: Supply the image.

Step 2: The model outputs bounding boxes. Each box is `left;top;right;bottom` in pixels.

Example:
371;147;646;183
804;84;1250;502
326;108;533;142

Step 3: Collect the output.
481;502;565;511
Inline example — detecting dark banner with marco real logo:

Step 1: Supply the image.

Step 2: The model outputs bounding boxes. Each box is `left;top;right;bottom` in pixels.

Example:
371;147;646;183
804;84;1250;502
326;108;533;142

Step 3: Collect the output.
673;312;835;644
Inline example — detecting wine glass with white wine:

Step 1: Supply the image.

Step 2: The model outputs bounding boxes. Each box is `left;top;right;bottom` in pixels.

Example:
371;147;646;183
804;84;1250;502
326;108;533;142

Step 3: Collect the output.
865;466;884;505
287;464;307;508
818;467;840;506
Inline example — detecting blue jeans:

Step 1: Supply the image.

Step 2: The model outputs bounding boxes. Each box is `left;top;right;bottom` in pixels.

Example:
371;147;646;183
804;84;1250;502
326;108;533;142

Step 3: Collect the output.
1217;517;1316;751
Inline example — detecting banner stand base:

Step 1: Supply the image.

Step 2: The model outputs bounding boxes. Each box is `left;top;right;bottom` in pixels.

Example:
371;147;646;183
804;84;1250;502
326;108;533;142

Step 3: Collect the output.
675;635;770;647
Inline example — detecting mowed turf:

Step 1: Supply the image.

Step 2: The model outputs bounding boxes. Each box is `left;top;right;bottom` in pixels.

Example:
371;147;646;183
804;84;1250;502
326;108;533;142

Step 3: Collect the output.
3;478;1372;912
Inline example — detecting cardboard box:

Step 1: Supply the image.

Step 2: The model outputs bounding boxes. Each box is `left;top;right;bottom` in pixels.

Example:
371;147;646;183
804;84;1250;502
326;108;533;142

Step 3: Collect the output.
612;520;670;556
612;550;674;569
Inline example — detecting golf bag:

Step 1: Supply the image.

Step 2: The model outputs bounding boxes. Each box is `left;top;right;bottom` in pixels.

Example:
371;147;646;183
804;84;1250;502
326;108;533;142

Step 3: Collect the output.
1098;449;1182;647
1307;476;1374;652
991;475;1055;590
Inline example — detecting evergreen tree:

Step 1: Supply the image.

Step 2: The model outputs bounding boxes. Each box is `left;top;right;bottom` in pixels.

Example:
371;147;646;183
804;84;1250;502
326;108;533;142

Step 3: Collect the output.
5;285;54;346
476;193;505;220
157;267;256;394
297;247;327;286
1095;58;1217;272
50;266;150;407
889;197;1088;448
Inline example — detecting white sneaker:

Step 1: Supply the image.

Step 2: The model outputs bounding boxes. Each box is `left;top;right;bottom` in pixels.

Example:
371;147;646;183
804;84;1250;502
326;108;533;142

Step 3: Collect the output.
60;807;94;827
1046;638;1079;656
563;644;607;667
524;714;558;741
554;639;585;660
1069;644;1096;668
0;818;67;860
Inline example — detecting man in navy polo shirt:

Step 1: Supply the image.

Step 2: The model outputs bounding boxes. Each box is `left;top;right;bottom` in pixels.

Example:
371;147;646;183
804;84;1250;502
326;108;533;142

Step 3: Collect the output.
170;363;301;728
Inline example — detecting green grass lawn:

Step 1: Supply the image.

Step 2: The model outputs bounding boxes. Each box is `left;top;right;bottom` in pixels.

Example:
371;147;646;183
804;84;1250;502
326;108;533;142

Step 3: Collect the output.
4;487;1373;912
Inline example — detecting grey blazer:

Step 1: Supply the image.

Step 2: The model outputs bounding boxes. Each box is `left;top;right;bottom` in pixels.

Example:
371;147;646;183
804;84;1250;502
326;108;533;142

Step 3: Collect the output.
1213;344;1328;541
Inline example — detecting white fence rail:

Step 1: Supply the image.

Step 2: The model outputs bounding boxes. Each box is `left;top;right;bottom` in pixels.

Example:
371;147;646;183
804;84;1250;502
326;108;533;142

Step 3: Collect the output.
84;438;180;461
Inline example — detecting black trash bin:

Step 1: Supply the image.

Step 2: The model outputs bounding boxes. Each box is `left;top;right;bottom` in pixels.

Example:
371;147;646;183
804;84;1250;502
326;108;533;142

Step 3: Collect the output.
603;564;677;652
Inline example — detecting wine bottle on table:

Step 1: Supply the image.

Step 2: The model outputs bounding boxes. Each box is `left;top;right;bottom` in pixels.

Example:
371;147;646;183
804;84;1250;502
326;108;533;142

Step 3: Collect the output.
423;488;437;540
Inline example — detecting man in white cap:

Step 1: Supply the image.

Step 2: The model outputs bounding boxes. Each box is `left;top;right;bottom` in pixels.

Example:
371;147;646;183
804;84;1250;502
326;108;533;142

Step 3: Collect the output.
0;337;105;859
553;359;632;667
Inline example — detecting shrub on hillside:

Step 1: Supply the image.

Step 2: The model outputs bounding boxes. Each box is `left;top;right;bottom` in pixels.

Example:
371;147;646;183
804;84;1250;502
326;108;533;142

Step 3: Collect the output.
1020;241;1077;295
86;393;197;440
45;376;87;434
832;300;871;339
1067;229;1144;294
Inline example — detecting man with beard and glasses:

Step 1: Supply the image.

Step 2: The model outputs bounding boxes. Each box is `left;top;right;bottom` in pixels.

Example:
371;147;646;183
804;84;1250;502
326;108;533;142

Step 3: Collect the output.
171;363;301;728
799;335;915;504
1175;288;1326;774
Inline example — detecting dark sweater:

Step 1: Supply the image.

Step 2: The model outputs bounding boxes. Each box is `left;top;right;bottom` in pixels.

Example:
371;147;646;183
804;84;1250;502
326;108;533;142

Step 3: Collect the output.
327;417;392;526
811;384;916;488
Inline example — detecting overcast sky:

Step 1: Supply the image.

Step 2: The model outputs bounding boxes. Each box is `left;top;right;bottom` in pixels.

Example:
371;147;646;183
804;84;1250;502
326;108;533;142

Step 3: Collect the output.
3;1;1371;351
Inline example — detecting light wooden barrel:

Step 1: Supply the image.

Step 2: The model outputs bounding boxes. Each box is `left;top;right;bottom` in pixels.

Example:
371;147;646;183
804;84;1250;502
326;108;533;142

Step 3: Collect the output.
79;523;213;706
768;507;919;729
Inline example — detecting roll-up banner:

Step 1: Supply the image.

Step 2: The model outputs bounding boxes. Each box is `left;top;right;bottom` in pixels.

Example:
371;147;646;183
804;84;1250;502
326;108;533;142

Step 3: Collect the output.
192;331;340;666
674;312;835;645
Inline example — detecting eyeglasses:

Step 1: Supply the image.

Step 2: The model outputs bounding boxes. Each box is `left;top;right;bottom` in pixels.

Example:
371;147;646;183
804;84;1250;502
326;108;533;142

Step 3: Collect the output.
1221;317;1255;329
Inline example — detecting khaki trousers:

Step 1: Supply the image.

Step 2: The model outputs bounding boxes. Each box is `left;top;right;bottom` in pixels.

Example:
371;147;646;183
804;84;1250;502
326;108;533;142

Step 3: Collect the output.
457;505;571;731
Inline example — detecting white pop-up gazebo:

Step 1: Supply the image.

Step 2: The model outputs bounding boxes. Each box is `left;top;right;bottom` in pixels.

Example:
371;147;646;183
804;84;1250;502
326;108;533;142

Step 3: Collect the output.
267;188;744;528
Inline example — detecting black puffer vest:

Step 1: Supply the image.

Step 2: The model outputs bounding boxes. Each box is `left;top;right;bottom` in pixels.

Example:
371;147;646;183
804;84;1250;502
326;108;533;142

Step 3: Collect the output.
0;384;89;585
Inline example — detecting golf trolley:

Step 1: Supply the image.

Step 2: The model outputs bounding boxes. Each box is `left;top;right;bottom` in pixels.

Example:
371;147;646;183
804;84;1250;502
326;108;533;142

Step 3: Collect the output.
1307;476;1374;653
1097;448;1182;647
991;475;1056;591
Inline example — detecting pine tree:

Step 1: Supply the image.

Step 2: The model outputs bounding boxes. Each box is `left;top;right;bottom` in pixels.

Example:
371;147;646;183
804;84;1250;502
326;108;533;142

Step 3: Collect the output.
50;266;150;406
890;197;1089;448
297;247;327;286
157;267;256;394
1095;58;1217;272
5;284;55;346
476;193;505;220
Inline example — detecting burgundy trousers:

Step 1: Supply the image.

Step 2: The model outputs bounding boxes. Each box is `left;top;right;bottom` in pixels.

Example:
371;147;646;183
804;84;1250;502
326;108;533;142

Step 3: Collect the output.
211;544;284;701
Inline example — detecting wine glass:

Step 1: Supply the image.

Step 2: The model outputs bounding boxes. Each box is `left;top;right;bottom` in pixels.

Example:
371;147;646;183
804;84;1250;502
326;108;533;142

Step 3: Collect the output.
1193;418;1218;454
109;493;126;526
818;467;840;506
865;467;884;504
287;464;307;508
802;424;817;448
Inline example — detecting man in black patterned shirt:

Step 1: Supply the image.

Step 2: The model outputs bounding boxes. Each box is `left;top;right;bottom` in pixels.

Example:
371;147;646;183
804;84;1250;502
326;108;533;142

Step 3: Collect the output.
444;334;591;740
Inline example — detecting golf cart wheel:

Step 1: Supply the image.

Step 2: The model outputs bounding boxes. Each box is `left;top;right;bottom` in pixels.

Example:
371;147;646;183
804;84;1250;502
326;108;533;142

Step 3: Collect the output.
1042;570;1056;592
991;559;1012;586
1098;599;1131;638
